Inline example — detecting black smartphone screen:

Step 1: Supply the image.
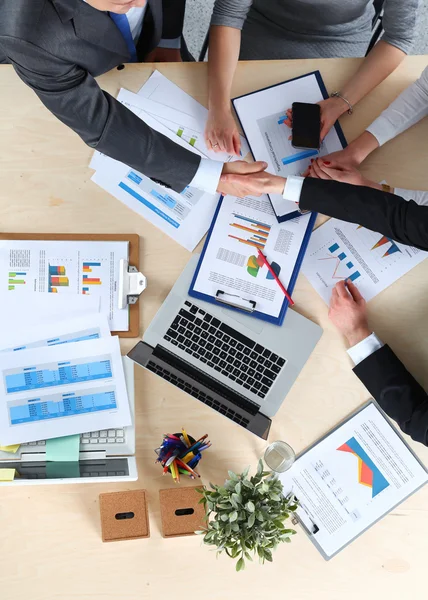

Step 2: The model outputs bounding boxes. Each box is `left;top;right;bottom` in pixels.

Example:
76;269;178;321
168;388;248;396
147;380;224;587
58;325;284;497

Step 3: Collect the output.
291;102;321;149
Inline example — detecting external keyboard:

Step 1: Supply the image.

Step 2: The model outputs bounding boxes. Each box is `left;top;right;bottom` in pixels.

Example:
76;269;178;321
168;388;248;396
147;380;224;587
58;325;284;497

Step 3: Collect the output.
163;301;287;399
20;429;126;448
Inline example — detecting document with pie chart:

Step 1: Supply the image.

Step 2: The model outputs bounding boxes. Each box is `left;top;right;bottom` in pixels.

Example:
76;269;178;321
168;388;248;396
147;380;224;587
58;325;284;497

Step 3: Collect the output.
279;402;428;559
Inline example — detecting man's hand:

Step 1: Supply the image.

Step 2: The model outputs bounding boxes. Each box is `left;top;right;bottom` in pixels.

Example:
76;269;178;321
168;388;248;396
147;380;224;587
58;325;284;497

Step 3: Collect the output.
205;107;241;156
217;162;285;198
308;159;382;190
328;281;371;347
145;48;182;63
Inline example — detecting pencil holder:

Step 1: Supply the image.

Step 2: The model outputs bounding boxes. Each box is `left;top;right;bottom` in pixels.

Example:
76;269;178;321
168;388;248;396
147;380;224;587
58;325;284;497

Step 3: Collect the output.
155;430;211;483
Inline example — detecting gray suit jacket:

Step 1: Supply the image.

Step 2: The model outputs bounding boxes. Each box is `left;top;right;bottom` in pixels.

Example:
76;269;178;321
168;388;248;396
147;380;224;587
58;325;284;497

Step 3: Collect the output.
0;0;200;192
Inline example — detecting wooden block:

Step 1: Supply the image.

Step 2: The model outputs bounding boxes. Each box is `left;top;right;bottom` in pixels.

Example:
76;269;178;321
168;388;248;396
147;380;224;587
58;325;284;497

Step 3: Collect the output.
159;486;206;538
99;490;150;542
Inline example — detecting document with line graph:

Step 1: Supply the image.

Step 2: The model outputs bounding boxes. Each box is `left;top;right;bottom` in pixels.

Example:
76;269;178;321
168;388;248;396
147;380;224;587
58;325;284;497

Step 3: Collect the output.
189;194;316;325
233;71;346;222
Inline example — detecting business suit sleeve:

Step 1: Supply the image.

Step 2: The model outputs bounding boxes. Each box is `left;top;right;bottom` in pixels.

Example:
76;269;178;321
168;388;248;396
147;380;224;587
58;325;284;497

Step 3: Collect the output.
353;346;428;446
299;178;428;251
1;38;200;192
162;0;186;40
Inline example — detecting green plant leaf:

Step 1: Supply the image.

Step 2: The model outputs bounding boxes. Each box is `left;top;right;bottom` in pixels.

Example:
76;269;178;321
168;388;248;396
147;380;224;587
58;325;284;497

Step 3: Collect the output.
247;512;256;528
245;500;255;513
264;548;273;562
242;466;250;478
244;551;253;561
242;479;253;489
235;482;242;495
269;493;281;501
236;557;245;572
228;470;239;481
229;511;238;523
257;459;264;476
220;513;229;522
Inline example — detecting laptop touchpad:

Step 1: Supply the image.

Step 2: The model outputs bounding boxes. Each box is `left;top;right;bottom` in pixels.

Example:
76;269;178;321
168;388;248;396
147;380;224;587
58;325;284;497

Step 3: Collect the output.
222;308;264;334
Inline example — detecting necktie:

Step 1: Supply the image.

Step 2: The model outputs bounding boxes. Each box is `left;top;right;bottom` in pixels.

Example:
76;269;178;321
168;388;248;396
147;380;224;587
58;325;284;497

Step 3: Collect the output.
109;12;138;62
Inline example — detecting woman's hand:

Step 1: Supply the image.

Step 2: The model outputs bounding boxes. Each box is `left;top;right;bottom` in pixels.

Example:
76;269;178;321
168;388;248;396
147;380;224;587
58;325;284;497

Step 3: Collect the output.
205;107;241;155
308;159;381;189
284;96;347;141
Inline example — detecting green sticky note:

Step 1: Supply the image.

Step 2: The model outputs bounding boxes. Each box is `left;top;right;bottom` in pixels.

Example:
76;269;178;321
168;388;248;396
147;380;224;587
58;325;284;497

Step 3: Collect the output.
46;462;80;479
46;435;80;462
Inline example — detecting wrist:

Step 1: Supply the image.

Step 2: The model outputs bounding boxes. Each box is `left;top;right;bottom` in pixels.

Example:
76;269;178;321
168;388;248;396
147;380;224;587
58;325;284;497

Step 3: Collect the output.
208;95;231;114
346;326;371;347
328;95;349;118
348;131;380;165
271;175;287;195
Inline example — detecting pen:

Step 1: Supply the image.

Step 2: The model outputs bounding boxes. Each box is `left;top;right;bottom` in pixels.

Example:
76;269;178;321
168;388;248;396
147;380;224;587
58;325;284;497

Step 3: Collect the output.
257;249;295;306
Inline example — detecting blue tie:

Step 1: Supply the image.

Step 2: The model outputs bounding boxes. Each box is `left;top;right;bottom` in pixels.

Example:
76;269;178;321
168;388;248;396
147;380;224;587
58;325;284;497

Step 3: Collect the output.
109;12;138;62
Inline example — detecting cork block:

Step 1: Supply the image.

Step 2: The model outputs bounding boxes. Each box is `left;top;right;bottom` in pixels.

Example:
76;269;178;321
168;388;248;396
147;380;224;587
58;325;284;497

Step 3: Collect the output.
99;490;150;542
159;486;206;538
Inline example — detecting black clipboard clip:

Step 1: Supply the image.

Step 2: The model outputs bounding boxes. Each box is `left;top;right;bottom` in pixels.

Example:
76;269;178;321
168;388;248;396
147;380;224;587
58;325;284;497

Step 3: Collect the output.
215;290;256;313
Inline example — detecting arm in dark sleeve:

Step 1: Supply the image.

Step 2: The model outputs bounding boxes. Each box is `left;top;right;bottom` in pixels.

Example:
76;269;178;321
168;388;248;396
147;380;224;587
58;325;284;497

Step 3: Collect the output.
353;345;428;446
161;0;186;40
2;38;200;192
300;178;428;251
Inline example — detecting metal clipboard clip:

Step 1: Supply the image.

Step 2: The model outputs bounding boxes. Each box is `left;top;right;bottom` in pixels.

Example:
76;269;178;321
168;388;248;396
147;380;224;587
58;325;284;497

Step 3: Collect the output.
215;290;256;313
118;259;147;309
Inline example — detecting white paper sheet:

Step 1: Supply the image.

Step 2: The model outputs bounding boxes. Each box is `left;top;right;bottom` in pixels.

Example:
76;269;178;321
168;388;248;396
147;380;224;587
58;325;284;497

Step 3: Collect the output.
0;240;129;331
138;70;250;161
0;292;100;337
91;91;220;252
279;403;428;558
191;194;312;318
0;313;111;353
302;218;427;304
0;337;131;444
233;72;345;218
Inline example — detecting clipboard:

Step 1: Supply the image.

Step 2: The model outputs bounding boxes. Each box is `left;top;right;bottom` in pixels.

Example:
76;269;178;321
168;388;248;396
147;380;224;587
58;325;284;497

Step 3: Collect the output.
0;233;141;338
232;70;347;222
282;400;428;560
188;196;317;326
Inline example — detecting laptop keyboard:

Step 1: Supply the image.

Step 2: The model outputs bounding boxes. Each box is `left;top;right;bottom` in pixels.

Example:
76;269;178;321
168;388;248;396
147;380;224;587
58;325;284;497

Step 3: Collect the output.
163;301;287;399
146;360;250;428
20;429;126;448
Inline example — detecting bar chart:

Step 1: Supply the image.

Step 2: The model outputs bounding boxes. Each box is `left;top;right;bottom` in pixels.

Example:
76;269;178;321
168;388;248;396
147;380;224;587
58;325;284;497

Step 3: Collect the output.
8;271;27;291
48;265;69;293
228;214;272;250
82;261;102;290
318;242;361;282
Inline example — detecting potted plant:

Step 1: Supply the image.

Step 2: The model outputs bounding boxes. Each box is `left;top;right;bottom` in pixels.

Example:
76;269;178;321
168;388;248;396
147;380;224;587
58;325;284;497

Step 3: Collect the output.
197;460;298;571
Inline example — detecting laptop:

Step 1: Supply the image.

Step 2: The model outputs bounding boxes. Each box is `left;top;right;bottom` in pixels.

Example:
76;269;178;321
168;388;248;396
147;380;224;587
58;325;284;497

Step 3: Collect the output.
128;255;322;439
0;357;137;486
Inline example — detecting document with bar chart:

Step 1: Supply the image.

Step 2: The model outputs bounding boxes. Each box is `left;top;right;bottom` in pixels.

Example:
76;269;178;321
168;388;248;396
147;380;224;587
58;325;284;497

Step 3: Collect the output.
0;240;129;330
233;71;346;221
0;337;131;444
302;218;427;303
190;194;315;323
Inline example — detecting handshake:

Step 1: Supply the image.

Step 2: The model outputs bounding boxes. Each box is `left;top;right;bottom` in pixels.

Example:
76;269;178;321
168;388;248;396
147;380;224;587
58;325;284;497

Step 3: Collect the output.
217;161;286;198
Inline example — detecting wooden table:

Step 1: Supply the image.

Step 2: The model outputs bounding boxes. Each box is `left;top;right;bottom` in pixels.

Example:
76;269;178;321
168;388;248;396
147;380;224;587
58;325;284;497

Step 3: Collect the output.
1;57;428;600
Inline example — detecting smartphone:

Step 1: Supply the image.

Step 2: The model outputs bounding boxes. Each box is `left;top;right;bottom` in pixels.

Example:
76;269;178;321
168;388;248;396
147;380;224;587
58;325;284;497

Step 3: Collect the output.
291;102;321;150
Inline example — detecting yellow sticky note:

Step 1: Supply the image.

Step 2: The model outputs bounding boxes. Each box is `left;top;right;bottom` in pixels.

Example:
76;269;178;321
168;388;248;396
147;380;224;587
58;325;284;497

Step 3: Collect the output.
0;444;20;454
0;468;16;482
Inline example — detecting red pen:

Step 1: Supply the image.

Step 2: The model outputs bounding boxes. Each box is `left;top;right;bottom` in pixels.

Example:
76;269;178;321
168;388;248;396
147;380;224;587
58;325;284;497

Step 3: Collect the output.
257;249;295;306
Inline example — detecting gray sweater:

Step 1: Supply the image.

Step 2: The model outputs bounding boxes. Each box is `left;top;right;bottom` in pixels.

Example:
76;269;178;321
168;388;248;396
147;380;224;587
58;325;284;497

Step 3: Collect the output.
211;0;419;60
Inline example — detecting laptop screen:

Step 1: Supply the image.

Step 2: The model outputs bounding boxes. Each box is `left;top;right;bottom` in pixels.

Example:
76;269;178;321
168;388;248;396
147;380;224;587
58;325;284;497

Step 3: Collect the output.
4;458;129;480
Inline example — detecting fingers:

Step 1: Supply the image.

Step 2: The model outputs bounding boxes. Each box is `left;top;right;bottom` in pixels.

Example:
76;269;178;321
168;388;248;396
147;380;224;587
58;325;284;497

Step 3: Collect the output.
238;160;268;174
284;109;292;129
232;131;241;156
346;280;365;303
223;131;237;155
335;280;348;297
310;159;332;180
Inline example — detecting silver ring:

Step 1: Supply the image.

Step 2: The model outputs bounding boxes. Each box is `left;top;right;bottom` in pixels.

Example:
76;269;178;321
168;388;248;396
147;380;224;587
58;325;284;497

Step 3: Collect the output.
212;143;219;148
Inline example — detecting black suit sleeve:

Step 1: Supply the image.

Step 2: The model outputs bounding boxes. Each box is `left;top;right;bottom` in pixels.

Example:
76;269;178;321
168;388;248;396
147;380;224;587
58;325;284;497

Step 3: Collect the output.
353;345;428;445
299;178;428;251
0;37;200;193
162;0;186;40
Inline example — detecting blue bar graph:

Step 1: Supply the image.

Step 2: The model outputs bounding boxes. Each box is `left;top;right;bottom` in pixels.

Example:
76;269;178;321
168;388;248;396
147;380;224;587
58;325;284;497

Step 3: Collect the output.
338;252;346;261
348;271;361;282
282;149;318;166
346;261;354;268
329;243;339;253
277;115;288;124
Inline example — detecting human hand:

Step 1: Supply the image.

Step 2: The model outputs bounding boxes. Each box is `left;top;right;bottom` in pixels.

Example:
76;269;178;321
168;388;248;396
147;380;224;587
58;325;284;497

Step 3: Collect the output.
205;107;241;156
307;159;377;188
284;96;347;141
217;161;285;198
144;47;182;63
328;281;371;347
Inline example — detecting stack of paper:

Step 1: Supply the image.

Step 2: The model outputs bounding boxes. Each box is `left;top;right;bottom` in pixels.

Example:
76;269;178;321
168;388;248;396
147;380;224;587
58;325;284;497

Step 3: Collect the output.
90;71;250;252
0;302;131;446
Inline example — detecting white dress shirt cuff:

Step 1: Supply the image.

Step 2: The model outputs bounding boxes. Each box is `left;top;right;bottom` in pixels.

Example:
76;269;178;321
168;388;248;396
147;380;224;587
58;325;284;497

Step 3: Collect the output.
347;332;384;366
366;118;398;147
188;158;223;194
282;176;305;203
